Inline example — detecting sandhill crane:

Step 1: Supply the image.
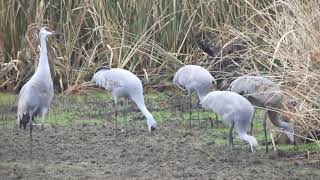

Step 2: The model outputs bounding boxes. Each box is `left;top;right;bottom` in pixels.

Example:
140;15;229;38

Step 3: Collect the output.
228;75;294;152
201;91;258;153
92;67;156;134
17;27;57;136
173;65;216;127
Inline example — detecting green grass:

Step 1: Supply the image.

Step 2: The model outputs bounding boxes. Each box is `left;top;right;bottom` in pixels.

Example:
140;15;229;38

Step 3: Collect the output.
296;168;320;176
277;141;320;152
0;92;17;105
1;91;319;152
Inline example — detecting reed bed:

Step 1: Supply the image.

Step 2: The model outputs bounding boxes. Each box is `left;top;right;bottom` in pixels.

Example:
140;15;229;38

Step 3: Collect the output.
0;0;319;142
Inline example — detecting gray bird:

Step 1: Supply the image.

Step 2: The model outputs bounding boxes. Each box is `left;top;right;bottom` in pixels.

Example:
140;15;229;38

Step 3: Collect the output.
92;67;156;133
173;65;216;127
17;27;57;135
228;75;294;152
201;91;258;153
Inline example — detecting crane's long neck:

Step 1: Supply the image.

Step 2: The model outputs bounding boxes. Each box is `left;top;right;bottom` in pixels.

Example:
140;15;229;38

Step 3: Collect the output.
134;99;153;120
35;35;51;76
268;110;292;131
132;96;156;129
197;90;209;103
267;110;294;142
238;133;258;153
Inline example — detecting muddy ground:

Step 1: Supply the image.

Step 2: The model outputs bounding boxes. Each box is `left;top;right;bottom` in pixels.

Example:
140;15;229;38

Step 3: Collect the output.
0;121;319;180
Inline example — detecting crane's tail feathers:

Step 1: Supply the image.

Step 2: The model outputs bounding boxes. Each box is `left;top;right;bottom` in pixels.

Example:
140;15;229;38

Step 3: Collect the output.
17;113;30;130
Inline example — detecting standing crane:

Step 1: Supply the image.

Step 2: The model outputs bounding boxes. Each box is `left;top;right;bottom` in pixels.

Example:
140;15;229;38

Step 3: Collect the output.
201;91;258;153
17;27;57;137
173;65;216;127
228;75;294;152
92;67;156;134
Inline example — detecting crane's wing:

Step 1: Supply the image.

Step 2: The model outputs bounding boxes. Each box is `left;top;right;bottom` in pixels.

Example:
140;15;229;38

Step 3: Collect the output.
17;79;53;116
92;70;123;91
229;76;282;106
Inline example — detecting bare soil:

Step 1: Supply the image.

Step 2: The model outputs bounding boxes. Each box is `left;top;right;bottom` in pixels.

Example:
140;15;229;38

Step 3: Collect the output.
0;122;319;179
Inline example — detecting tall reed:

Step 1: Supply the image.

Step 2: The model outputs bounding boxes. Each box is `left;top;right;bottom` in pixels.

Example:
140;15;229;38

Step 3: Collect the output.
0;0;319;142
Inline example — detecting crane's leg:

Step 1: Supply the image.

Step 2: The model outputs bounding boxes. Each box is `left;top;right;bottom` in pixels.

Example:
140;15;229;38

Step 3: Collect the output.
209;116;214;128
41;109;48;130
189;94;192;128
29;112;33;156
250;108;256;135
228;122;235;151
29;112;33;136
114;100;118;136
215;113;218;125
123;98;128;133
197;108;200;128
210;113;218;128
263;110;268;152
196;99;200;128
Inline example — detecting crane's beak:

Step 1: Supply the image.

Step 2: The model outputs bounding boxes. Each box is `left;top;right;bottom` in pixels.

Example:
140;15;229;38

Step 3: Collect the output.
52;31;64;41
47;28;63;40
250;145;256;154
149;126;156;133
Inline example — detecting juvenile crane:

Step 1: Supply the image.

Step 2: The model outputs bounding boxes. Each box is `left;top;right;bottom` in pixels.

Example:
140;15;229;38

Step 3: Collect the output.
173;65;216;127
229;75;294;152
17;27;57;135
92;67;156;134
201;91;258;153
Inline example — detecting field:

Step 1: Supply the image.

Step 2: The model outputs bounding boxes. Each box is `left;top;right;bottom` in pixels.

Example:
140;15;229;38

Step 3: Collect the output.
0;0;320;179
0;92;319;179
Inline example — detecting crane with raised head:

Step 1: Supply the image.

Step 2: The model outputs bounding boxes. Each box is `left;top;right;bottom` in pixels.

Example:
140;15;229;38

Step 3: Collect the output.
17;27;57;137
173;65;216;127
92;67;156;134
201;91;258;153
228;75;294;152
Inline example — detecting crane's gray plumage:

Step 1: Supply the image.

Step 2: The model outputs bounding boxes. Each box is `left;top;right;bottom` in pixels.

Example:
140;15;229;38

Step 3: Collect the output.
173;65;216;127
17;27;56;134
229;75;294;151
201;91;258;152
92;68;156;132
173;65;215;102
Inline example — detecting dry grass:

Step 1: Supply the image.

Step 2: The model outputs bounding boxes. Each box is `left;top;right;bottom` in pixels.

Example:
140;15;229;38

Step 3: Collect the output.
0;0;319;142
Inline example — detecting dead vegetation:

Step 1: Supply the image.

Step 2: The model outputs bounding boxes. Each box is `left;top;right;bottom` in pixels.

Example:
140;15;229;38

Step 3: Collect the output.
0;0;319;142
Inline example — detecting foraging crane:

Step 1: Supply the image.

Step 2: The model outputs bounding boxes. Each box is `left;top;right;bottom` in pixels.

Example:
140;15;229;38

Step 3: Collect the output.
17;27;57;135
228;75;294;152
92;67;156;134
173;65;216;127
201;91;258;153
